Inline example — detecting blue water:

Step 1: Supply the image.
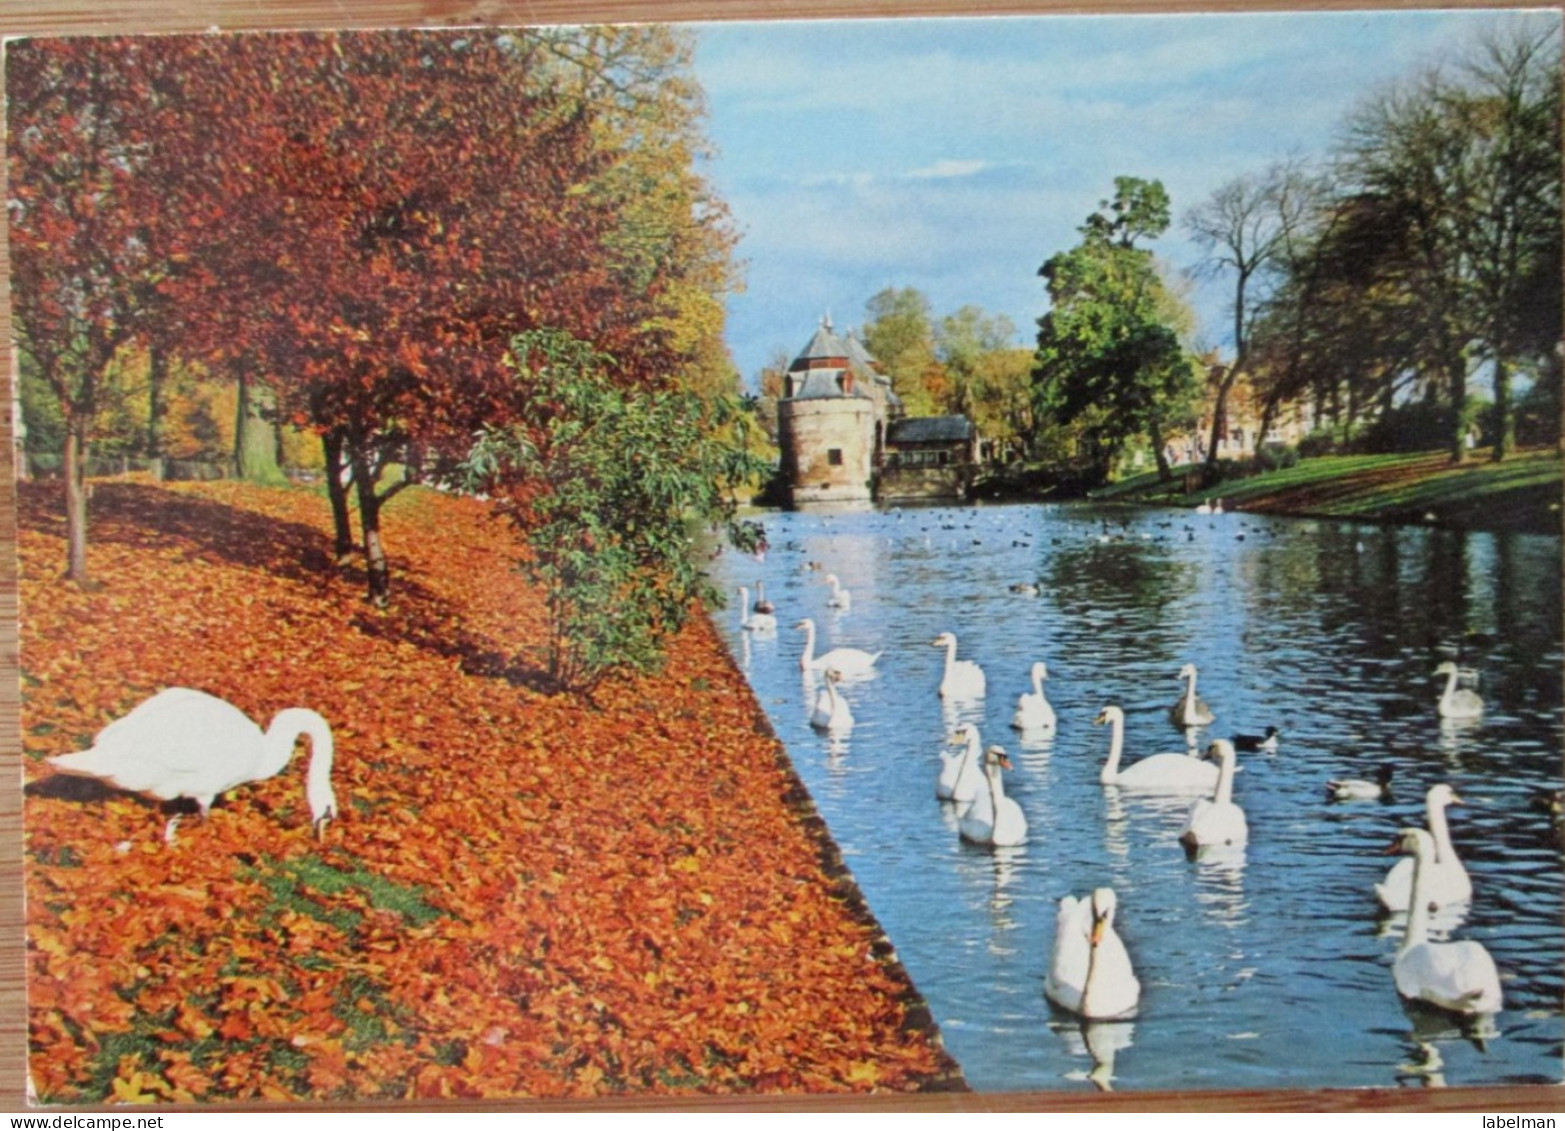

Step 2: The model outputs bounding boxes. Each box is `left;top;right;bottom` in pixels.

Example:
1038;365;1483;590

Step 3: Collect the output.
708;501;1564;1093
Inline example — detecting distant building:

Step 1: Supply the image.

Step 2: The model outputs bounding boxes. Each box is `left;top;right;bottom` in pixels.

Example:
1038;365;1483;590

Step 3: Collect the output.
776;316;978;506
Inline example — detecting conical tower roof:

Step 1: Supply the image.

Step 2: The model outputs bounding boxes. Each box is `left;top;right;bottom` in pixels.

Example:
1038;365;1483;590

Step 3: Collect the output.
791;316;851;370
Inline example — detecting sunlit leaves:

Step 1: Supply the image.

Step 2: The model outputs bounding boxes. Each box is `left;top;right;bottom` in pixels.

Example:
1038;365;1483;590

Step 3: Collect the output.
23;478;956;1102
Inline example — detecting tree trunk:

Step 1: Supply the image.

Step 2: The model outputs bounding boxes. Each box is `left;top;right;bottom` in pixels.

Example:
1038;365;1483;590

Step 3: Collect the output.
1491;354;1511;462
322;431;355;564
235;359;284;484
1149;415;1172;482
350;446;390;607
146;344;167;482
1203;367;1240;485
1254;395;1279;470
1447;348;1468;465
63;420;89;584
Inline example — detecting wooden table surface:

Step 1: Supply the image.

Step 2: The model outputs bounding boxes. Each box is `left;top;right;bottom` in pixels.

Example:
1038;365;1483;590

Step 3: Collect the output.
0;0;1559;1112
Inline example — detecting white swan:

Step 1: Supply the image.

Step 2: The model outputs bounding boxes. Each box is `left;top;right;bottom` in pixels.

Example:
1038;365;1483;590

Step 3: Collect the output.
1376;784;1472;912
824;573;852;611
809;669;854;731
1010;662;1057;732
1095;706;1219;793
1434;661;1484;720
736;586;775;633
1045;888;1140;1020
1170;663;1216;728
958;745;1027;847
1327;763;1394;802
937;723;986;803
794;618;880;675
1388;827;1502;1015
1179;739;1247;849
752;580;776;616
49;687;337;842
932;631;986;699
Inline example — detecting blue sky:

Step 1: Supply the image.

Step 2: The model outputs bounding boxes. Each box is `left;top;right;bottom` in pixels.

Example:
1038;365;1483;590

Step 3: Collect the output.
692;9;1559;388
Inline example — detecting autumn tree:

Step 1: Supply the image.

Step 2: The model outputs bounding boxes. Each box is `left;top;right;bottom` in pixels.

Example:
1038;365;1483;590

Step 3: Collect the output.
1033;177;1200;484
7;38;188;582
143;31;682;605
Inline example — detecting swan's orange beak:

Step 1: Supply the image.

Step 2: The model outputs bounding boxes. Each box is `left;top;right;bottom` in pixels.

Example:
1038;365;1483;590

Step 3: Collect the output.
999;755;1013;770
1448;791;1465;806
1090;916;1106;946
1380;837;1403;855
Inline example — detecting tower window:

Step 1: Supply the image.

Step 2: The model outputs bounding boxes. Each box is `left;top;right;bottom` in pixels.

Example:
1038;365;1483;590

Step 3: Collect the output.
827;448;843;466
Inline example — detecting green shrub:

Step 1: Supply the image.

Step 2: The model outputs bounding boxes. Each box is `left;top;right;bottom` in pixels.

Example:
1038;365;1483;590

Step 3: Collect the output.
462;329;768;694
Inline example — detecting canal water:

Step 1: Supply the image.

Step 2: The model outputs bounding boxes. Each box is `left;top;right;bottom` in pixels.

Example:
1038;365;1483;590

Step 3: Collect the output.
707;501;1563;1094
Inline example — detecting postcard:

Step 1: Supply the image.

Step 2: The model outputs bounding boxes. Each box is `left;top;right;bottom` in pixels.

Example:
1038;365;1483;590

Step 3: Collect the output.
9;6;1562;1109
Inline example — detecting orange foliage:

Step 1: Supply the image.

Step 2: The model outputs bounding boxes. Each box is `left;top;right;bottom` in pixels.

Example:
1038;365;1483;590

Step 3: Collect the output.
20;479;962;1103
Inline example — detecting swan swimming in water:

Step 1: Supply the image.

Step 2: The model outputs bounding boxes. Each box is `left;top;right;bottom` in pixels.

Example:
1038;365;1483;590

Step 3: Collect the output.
937;723;986;803
1376;784;1472;913
49;687;338;843
735;586;776;633
1170;663;1216;729
958;745;1027;846
809;669;854;731
1434;661;1484;720
824;573;852;611
1179;739;1247;850
1011;662;1057;732
1387;827;1502;1016
1045;888;1140;1020
1095;706;1218;793
932;631;986;699
794;618;880;676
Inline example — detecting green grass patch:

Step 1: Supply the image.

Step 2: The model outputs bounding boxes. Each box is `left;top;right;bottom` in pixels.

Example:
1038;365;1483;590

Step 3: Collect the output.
242;854;446;934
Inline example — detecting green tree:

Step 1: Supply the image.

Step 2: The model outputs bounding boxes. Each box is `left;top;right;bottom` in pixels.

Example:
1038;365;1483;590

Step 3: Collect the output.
862;287;939;417
1032;178;1200;484
462;329;766;694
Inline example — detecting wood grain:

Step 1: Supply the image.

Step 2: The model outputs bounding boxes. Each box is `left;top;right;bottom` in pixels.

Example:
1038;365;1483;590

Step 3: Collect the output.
1;0;1559;1113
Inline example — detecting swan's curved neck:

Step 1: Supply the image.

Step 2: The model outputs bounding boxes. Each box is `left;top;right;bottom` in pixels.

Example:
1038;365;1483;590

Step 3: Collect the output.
986;759;1005;803
1427;798;1454;863
1439;667;1461;710
1032;667;1045;696
1214;750;1236;804
942;637;958;672
1100;715;1124;782
738;588;751;626
800;623;816;666
1182;668;1198;708
1402;841;1432;952
265;709;335;819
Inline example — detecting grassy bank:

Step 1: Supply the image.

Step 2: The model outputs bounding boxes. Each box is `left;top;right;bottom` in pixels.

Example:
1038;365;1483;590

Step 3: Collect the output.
20;478;963;1103
1090;448;1563;534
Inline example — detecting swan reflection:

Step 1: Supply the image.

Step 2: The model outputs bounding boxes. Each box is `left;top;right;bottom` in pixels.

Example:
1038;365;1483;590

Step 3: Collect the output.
1054;1019;1135;1092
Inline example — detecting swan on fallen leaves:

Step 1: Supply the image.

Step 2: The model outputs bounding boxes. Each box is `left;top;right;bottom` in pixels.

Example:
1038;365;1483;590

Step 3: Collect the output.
1011;661;1057;732
1387;827;1502;1016
1434;661;1484;720
809;669;853;731
48;687;338;843
932;631;986;699
1375;784;1472;913
794;618;880;676
1045;888;1140;1020
958;745;1027;847
1179;739;1247;850
937;723;986;804
1095;705;1219;793
1170;663;1216;729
